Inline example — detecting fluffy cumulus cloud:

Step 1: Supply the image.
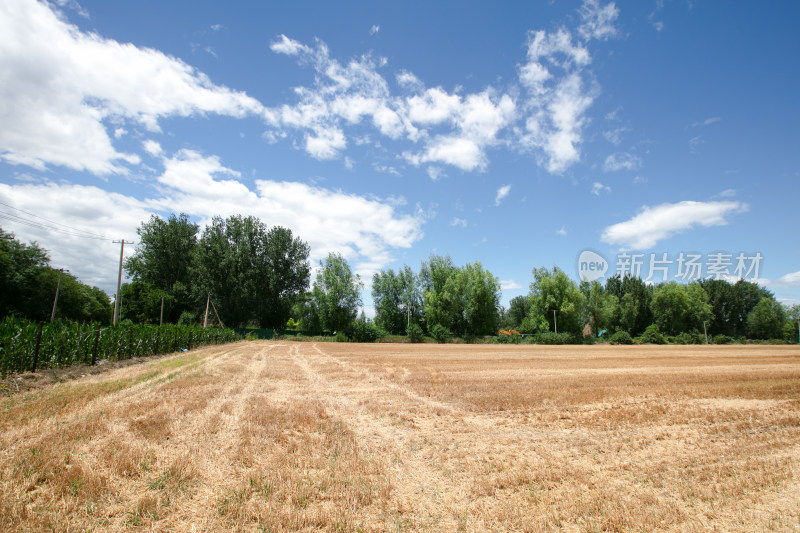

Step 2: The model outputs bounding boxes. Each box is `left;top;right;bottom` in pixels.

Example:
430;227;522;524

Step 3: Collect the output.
601;200;748;250
265;0;617;175
516;0;616;173
0;150;424;293
775;271;800;287
0;0;263;175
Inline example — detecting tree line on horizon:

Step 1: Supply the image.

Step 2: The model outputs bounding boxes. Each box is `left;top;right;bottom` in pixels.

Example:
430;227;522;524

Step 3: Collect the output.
2;216;798;343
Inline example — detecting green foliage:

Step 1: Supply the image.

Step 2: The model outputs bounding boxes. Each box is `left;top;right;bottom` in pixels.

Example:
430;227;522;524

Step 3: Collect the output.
582;281;618;336
639;324;665;344
650;282;711;336
605;275;653;336
344;320;387;343
526;266;584;335
124;213;198;323
713;334;735;345
746;298;786;340
311;253;363;333
671;331;703;344
0;317;241;376
372;266;422;335
505;296;530;330
177;311;196;326
192;216;310;328
0;229;112;323
406;322;424;343
609;330;633;345
531;332;579;345
430;324;450;344
333;331;348;343
421;255;501;338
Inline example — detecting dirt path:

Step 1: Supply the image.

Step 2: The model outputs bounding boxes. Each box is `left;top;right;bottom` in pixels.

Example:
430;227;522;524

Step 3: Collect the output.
1;340;798;532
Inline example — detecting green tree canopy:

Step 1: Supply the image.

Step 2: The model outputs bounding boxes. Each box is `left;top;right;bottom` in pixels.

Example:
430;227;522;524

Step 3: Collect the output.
523;266;585;335
311;252;363;333
650;282;712;336
746;297;786;340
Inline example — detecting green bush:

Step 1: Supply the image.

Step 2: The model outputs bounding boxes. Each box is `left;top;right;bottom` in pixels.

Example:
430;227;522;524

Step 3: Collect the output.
406;323;424;343
609;331;633;345
672;331;703;344
713;334;735;345
639;324;665;344
344;320;386;343
333;331;348;342
532;332;578;345
430;324;451;344
177;311;196;326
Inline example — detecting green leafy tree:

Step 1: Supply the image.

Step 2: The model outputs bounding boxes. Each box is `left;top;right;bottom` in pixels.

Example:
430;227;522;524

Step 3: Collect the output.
605;274;653;336
193;215;310;328
504;295;530;330
746;298;786;339
124;213;198;323
311;253;363;333
730;280;773;337
524;267;584;335
582;281;618;335
698;279;736;336
372;266;422;334
119;281;171;324
0;229;49;318
651;282;711;336
257;226;311;329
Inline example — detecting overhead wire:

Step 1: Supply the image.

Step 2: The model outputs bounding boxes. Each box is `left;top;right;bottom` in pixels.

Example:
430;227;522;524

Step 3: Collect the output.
0;201;111;241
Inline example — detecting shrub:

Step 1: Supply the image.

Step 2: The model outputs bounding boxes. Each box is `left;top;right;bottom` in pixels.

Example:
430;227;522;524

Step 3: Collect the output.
713;334;734;345
672;331;703;344
406;323;424;343
430;324;451;344
344;321;386;343
609;331;633;345
333;331;348;343
177;311;196;326
497;330;522;344
532;332;578;345
639;324;665;345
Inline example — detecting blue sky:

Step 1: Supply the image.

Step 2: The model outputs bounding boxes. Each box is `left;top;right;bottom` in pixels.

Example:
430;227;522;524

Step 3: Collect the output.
1;0;799;313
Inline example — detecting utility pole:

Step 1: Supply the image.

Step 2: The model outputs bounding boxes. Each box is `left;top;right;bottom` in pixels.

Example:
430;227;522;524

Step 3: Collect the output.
112;240;133;326
703;321;709;344
159;296;164;327
553;309;558;334
50;269;68;323
203;292;210;328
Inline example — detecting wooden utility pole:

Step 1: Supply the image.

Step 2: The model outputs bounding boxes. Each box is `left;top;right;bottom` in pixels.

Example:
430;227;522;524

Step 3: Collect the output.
50;269;68;323
553;309;558;334
159;296;164;327
203;292;210;328
112;240;133;325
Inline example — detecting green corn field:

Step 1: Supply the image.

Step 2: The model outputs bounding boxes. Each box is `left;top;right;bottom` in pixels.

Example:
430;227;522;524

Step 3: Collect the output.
0;317;242;376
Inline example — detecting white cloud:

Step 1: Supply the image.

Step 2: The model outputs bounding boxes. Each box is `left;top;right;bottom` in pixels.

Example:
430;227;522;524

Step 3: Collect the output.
775;271;800;287
689;135;704;154
578;0;620;41
517;26;598;173
450;217;468;228
0;150;425;294
714;188;737;198
556;226;568;236
0;0;264;175
426;166;444;181
500;280;523;290
601;200;748;249
604;152;641;172
369;25;380;35
591;182;611;195
495;184;511;206
691;117;721;128
142;140;163;157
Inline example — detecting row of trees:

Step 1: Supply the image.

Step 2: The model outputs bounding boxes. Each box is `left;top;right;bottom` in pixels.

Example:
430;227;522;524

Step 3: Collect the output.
123;214;312;329
0;229;111;322
497;267;797;341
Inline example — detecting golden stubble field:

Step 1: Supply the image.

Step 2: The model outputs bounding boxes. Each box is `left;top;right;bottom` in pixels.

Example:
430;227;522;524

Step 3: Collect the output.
1;341;799;532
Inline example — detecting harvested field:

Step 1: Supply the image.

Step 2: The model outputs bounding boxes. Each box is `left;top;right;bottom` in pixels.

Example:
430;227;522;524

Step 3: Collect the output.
1;341;799;532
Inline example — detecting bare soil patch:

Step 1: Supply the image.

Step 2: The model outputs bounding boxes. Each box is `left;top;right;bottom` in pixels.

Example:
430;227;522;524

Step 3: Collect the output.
1;341;798;531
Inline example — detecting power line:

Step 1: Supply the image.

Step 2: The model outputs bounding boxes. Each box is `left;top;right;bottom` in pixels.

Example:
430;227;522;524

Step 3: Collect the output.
0;201;110;240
